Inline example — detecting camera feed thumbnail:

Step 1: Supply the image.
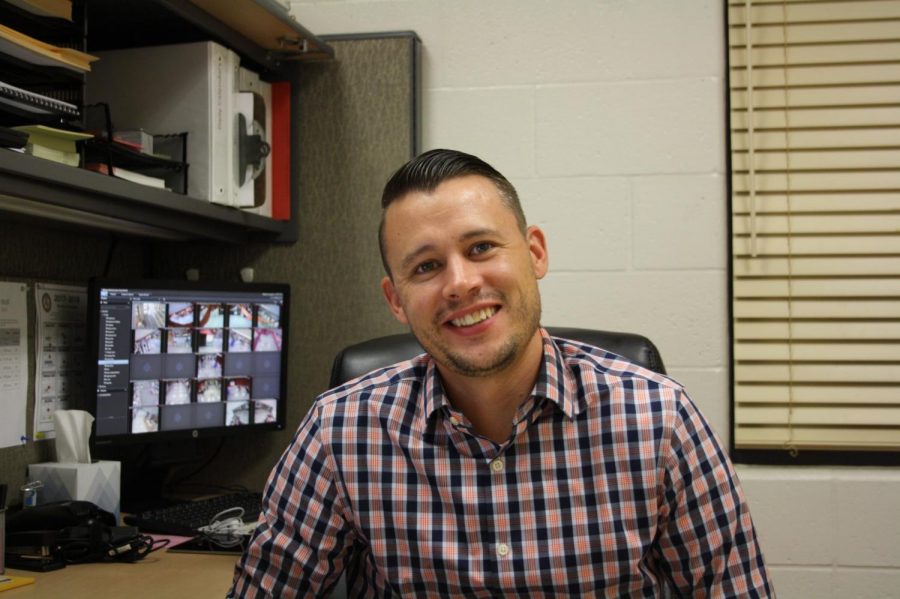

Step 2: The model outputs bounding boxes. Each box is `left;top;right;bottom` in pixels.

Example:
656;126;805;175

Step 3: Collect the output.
167;302;194;327
197;378;222;403
197;328;224;354
257;304;280;328
197;353;223;378
227;400;250;426
133;302;165;329
254;399;278;423
226;377;251;401
253;328;282;352
167;328;193;353
134;329;161;354
228;328;252;352
127;296;283;434
228;303;253;328
198;303;226;328
132;380;159;407
132;406;159;434
165;379;191;405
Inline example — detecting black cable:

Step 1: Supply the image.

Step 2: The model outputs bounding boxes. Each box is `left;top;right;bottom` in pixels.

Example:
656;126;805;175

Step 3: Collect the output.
142;238;155;278
102;234;118;277
103;534;169;563
164;437;227;491
57;532;169;564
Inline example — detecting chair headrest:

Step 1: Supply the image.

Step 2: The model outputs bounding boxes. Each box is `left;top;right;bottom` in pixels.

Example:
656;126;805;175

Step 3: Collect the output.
329;327;666;388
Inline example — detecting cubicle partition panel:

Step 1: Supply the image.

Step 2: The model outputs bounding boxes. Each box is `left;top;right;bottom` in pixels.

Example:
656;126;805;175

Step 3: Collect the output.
0;33;420;501
0;221;148;495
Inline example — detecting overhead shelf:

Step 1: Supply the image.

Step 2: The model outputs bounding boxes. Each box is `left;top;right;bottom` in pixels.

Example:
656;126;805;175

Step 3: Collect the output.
85;0;334;77
0;150;290;243
183;0;334;62
0;0;332;243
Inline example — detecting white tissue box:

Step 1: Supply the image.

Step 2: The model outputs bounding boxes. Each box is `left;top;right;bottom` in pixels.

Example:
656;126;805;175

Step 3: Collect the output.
27;461;121;519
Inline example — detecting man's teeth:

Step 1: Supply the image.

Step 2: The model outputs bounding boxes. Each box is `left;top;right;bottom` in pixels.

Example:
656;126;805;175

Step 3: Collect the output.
451;307;497;327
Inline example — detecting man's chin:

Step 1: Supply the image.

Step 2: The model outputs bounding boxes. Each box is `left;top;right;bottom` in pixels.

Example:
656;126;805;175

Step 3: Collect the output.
437;339;520;378
411;315;537;377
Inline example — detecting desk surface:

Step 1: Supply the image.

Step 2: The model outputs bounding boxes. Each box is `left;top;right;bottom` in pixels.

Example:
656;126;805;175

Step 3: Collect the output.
4;549;239;599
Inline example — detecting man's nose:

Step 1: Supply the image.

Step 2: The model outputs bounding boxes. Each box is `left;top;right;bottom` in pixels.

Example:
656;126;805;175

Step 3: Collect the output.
442;256;481;300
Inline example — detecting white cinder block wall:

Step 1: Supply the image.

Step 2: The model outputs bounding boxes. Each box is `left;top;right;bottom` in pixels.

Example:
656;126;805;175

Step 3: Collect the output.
292;1;900;596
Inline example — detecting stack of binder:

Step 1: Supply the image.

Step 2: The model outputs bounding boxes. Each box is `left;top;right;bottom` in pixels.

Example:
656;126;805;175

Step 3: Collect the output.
0;0;89;127
0;79;79;120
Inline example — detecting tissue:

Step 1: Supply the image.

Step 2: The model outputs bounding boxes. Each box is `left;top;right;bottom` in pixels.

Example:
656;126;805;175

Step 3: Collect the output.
53;409;93;463
28;461;121;518
29;411;119;517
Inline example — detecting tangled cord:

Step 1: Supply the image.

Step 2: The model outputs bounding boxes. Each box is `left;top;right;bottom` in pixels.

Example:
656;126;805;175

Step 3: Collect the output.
59;532;169;564
196;506;255;548
105;534;169;562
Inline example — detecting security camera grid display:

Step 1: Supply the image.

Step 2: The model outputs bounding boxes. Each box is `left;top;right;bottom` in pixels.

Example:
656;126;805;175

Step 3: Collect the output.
94;285;285;438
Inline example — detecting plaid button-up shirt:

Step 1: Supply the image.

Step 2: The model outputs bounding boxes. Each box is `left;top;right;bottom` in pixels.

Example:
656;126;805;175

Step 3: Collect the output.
230;329;772;597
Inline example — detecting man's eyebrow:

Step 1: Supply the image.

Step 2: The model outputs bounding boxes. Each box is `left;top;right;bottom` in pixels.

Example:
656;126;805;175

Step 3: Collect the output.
459;227;500;242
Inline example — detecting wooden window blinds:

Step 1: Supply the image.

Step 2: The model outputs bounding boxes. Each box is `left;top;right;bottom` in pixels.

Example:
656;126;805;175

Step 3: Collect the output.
727;0;900;457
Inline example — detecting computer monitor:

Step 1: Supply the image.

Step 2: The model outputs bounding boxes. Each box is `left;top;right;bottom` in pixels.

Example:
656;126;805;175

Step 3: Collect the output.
83;278;289;448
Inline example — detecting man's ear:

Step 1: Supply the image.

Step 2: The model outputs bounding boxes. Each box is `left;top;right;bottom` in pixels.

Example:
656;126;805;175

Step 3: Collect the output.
381;276;409;324
525;225;549;279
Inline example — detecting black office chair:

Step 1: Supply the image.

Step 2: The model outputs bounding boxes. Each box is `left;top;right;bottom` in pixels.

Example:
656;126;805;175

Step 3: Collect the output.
325;326;667;599
330;326;666;388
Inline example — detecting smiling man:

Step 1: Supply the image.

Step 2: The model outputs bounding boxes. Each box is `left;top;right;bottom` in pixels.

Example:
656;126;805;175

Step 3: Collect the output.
379;171;548;444
230;150;773;598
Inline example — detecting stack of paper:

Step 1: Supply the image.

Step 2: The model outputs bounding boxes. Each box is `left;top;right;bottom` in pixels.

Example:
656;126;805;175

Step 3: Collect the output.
113;129;154;154
12;124;92;166
84;162;168;190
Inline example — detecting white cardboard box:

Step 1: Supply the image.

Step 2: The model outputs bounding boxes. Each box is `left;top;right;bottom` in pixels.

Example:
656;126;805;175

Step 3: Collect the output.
28;461;121;519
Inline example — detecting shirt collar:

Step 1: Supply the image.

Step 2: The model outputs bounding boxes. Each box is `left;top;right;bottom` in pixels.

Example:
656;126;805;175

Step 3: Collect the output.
533;328;583;419
420;328;585;421
422;358;449;419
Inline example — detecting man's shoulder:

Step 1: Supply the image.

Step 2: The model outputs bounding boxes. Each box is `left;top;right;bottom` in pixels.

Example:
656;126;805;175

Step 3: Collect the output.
550;334;681;393
316;354;429;412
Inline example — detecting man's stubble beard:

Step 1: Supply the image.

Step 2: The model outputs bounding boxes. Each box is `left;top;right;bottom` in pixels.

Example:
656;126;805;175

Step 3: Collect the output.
411;281;542;378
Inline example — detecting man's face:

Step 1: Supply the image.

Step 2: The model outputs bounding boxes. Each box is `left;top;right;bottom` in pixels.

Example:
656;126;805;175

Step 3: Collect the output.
380;175;548;377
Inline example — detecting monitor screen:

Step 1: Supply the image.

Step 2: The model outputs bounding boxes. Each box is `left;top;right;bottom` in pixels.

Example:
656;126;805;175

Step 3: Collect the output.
84;279;289;446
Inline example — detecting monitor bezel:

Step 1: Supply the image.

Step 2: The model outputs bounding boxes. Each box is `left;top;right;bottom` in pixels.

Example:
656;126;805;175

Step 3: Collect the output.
83;277;290;448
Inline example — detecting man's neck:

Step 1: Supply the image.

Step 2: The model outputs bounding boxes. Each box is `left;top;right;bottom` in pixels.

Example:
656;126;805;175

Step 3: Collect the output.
437;331;545;444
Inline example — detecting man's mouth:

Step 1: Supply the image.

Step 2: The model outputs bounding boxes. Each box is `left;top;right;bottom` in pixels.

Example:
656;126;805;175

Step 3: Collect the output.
449;306;498;328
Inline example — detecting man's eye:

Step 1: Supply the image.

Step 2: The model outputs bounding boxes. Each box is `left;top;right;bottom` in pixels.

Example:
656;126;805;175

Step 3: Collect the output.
415;261;438;275
470;242;494;256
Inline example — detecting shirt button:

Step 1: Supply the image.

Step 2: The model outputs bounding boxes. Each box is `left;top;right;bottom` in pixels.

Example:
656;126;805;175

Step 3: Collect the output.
490;459;504;473
496;543;510;557
449;416;460;426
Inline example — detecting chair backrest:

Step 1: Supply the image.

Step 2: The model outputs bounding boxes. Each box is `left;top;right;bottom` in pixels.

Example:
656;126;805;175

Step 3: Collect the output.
329;326;666;387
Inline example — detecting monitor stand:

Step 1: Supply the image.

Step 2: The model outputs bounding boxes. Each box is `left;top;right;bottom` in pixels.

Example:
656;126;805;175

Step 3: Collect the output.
95;439;206;513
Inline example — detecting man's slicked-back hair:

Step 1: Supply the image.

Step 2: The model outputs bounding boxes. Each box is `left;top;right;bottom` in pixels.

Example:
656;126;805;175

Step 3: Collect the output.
379;149;527;276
